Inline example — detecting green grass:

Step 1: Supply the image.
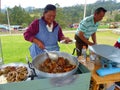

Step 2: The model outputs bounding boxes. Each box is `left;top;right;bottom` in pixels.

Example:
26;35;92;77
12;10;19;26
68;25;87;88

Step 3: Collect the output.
0;35;31;63
0;30;119;64
96;30;119;44
98;25;109;29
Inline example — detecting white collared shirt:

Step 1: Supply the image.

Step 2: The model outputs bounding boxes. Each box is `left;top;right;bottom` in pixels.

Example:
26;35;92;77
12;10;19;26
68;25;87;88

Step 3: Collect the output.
46;23;53;32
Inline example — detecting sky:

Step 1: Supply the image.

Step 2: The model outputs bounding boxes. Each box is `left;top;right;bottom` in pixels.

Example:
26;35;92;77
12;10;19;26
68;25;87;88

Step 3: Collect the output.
1;0;120;9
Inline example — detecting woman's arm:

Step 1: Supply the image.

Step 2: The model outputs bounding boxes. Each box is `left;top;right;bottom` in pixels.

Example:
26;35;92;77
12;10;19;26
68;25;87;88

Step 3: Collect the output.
23;19;39;42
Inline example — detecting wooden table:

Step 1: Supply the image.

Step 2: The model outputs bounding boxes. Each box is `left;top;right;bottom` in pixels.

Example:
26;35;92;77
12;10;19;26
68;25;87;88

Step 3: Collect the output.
91;64;120;90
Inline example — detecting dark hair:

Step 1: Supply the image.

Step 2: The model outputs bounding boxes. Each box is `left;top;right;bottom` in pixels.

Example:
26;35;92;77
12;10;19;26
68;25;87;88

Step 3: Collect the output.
94;7;107;14
44;4;56;13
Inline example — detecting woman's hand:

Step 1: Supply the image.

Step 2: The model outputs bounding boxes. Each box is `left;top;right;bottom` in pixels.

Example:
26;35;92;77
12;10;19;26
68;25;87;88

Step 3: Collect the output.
37;41;45;49
33;38;45;49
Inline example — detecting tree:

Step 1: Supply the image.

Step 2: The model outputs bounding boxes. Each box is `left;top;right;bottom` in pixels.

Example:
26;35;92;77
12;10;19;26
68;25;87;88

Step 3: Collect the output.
1;1;120;28
8;6;32;26
56;7;66;28
0;12;6;24
114;13;120;21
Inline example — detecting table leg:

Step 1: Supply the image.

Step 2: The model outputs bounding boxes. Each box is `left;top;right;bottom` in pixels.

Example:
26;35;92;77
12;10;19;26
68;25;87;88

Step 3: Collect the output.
92;81;99;90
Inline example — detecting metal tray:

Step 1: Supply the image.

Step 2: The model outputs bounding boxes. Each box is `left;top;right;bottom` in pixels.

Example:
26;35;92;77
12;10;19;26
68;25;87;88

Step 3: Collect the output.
0;63;31;83
89;44;120;63
0;63;28;68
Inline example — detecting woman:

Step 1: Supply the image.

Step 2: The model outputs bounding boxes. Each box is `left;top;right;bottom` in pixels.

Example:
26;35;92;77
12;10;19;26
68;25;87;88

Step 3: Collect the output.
24;4;71;59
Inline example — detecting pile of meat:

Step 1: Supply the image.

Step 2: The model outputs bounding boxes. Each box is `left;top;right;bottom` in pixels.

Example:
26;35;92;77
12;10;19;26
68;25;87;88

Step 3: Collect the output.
39;57;76;73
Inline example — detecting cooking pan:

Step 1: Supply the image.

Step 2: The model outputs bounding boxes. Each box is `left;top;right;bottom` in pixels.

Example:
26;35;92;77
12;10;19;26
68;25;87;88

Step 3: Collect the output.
32;51;79;78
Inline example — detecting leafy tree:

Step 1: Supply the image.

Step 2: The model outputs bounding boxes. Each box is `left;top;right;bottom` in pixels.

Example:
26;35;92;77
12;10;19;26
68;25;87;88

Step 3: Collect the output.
8;6;32;27
1;1;120;28
114;13;120;21
0;12;6;24
56;7;66;28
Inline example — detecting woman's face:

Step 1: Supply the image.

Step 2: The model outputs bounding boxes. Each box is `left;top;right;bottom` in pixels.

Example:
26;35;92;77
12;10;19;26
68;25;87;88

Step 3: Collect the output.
44;10;56;25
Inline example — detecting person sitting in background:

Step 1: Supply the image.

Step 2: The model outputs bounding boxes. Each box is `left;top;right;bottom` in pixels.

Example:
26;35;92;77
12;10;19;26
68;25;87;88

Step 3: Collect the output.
23;4;71;59
114;38;120;48
74;7;107;56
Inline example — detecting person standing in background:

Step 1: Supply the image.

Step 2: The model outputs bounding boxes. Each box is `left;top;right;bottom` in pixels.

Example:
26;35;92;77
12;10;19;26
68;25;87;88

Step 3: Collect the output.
74;7;107;56
24;4;71;59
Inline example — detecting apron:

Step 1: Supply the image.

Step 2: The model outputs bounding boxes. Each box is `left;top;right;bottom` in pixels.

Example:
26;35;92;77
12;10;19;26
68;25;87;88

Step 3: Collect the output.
29;18;59;59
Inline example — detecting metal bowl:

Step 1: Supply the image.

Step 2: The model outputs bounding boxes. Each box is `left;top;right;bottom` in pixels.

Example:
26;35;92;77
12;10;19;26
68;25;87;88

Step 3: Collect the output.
89;44;120;63
32;51;79;78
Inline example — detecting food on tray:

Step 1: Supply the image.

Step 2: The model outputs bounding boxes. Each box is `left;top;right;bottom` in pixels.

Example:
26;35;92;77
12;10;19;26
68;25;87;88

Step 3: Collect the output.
0;75;7;84
0;69;3;75
0;66;28;83
2;66;16;75
60;39;76;44
39;57;76;73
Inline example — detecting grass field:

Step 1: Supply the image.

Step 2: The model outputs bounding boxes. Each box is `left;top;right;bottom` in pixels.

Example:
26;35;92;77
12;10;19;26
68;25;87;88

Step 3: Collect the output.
0;30;119;64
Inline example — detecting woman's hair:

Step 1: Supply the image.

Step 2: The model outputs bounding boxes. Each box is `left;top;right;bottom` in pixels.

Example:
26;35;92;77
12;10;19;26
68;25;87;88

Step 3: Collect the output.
44;4;56;13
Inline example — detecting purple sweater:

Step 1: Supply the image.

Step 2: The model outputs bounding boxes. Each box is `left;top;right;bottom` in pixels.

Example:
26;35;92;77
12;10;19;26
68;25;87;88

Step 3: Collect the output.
24;17;64;42
114;41;120;49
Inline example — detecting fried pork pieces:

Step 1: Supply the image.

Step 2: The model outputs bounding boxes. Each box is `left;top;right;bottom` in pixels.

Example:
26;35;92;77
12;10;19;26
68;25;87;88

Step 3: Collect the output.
39;57;76;73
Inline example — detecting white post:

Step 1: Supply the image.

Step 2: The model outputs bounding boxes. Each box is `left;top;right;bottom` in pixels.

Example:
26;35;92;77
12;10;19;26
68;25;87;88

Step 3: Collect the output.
83;0;87;19
0;38;3;65
6;8;11;34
